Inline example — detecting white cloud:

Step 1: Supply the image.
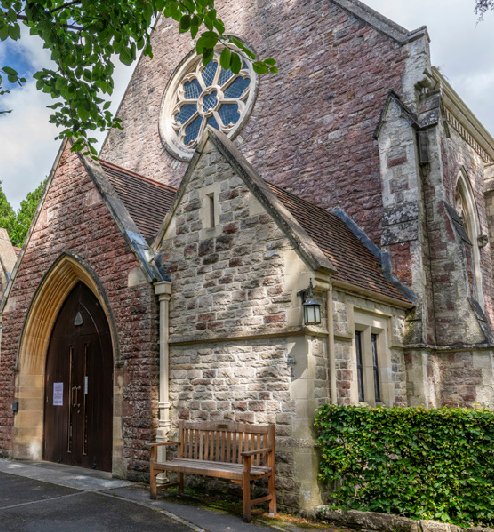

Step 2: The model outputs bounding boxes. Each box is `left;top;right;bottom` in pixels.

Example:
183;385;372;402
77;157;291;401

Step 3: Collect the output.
16;25;55;71
0;81;60;209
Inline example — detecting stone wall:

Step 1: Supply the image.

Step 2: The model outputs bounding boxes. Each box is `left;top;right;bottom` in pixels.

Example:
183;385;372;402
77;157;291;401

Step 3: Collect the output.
0;146;159;480
102;0;413;244
158;138;331;509
405;347;494;409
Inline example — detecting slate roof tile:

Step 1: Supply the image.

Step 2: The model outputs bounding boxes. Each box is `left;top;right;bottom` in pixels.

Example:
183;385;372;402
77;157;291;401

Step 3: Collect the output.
100;160;176;241
268;183;412;304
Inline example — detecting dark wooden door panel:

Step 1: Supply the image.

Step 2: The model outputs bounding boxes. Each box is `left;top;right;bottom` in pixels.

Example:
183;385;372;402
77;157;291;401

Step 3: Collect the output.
43;283;113;472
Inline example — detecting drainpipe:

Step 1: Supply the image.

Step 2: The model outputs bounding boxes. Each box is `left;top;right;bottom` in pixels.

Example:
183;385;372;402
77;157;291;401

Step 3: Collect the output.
154;281;172;461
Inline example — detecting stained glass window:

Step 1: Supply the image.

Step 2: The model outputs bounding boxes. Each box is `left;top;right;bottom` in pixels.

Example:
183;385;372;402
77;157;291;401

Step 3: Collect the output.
161;47;256;160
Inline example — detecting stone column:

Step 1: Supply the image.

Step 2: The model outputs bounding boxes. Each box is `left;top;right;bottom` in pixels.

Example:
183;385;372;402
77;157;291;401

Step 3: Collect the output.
154;281;172;461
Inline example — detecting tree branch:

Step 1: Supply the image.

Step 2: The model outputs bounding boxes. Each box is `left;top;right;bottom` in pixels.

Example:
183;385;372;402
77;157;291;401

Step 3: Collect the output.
16;13;83;31
49;1;83;14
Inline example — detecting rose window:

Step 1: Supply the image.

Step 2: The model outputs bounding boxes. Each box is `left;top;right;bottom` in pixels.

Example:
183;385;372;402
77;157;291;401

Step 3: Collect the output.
160;48;257;160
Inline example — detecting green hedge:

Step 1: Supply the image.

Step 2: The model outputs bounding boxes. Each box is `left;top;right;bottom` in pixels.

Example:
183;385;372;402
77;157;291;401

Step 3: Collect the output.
314;404;494;527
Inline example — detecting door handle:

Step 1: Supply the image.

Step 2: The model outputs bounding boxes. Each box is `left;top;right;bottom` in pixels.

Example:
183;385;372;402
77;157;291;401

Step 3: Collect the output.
72;385;81;408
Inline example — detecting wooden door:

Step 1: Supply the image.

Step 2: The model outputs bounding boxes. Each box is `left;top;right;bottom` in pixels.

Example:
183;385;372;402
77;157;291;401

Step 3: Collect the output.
43;282;113;471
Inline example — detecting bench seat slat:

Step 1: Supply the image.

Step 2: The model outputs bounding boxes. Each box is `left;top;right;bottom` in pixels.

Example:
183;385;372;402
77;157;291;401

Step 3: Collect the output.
153;458;271;479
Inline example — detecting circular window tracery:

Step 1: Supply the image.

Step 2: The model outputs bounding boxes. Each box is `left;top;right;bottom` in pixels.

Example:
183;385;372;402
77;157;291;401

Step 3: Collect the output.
160;47;257;160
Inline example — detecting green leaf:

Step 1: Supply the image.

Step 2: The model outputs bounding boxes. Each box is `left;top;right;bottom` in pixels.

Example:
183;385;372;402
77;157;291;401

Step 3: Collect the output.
8;23;21;41
230;52;242;74
179;15;191;33
182;0;195;12
2;66;18;77
213;17;225;34
219;47;231;69
0;25;9;41
119;47;133;66
195;30;218;53
202;47;214;66
253;61;269;75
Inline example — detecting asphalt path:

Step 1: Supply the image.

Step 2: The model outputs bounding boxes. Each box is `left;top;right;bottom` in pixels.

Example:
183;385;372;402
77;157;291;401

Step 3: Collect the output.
0;471;191;532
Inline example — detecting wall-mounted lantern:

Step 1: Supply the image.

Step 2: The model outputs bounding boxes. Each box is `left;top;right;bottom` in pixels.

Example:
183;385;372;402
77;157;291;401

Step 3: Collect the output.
299;279;321;325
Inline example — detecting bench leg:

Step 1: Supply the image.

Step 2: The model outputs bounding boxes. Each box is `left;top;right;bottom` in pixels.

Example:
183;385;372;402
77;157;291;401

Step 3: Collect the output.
178;473;184;495
268;472;276;516
150;465;157;499
242;475;252;522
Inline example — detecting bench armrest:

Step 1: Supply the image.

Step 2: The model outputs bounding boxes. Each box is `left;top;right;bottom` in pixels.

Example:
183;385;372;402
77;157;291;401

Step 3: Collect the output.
149;441;179;463
149;441;179;448
241;447;272;457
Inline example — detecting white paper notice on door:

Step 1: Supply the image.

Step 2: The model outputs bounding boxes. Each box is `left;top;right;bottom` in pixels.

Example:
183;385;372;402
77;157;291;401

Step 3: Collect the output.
53;382;63;406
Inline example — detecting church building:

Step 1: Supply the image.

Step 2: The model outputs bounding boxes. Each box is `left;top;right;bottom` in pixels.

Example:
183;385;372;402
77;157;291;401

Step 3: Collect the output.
1;0;494;511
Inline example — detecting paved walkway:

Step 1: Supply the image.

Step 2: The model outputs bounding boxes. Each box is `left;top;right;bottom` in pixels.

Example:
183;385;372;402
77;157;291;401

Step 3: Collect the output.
0;459;274;531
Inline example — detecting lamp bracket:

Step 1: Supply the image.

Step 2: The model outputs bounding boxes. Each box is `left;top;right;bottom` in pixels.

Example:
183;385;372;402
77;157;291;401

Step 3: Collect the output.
298;278;315;301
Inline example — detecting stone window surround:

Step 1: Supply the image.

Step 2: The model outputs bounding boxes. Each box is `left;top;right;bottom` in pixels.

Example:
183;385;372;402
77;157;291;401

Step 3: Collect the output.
159;44;258;162
352;310;392;406
199;183;221;239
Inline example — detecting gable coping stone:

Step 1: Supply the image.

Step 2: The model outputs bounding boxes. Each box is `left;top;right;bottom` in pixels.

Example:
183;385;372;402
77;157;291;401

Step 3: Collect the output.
331;0;428;44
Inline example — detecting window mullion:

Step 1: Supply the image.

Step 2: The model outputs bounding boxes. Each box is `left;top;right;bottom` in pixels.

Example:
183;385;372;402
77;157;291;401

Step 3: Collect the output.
363;328;375;404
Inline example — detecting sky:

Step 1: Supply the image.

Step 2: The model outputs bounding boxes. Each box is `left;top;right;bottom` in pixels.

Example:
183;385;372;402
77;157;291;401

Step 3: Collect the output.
0;1;493;209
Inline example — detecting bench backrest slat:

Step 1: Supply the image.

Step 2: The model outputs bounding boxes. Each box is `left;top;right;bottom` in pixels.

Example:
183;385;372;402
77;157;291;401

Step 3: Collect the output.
178;421;274;465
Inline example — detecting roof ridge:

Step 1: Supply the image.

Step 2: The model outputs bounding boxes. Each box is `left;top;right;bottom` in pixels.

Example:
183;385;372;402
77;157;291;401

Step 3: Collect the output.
99;159;178;193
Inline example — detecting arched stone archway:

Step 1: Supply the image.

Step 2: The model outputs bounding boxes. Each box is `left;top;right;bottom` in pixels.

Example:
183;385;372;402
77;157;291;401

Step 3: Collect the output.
13;254;124;475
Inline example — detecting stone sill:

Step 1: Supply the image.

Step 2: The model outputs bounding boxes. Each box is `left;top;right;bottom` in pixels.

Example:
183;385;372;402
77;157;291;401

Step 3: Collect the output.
169;325;329;346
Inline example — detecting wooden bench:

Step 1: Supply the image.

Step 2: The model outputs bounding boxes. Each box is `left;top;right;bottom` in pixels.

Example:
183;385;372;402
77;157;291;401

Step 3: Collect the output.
149;420;276;521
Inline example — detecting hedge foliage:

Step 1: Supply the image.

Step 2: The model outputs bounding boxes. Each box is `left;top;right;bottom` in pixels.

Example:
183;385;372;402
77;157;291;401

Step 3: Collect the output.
314;404;494;527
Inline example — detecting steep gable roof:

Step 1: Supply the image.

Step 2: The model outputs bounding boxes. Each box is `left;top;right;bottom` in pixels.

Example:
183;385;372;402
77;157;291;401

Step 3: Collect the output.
100;160;176;241
80;156;166;282
154;129;335;275
269;184;414;305
3;140;170;313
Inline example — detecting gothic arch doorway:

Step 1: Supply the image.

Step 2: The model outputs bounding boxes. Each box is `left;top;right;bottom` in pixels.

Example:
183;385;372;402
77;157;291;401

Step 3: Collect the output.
43;282;113;471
